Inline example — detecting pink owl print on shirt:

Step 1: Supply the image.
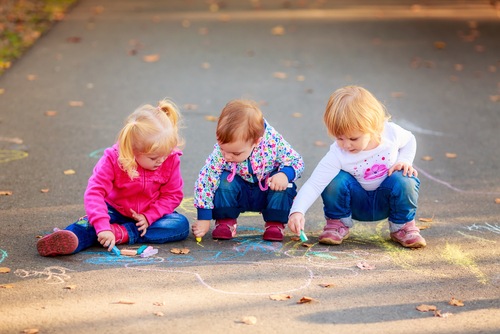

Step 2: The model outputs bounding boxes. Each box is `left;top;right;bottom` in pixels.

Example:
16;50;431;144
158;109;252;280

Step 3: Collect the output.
364;164;388;180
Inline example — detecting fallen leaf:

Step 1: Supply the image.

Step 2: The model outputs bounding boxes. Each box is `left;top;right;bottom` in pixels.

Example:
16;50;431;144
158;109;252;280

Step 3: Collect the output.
64;285;77;289
91;5;104;14
22;329;39;334
241;316;257;325
292;113;302;118
304;89;313;94
154;312;164;316
391;92;403;98
373;38;381;45
205;115;218;122
468;20;478;29
27;75;37;81
67;36;81;43
494;198;500;204
475;71;483;77
63;169;76;175
448;298;464;307
433;41;446;49
219;14;230;22
247;50;255;56
454;64;463;71
41;189;50;193
201;62;211;69
45;111;57;116
69;101;84;106
416;304;437;312
291;236;300;241
258;101;267;106
475;45;485;52
297;296;319;304
489;95;500;102
418;215;434;222
199;27;209;35
445;153;457;158
314;141;328;146
126;49;137;56
87;23;95;30
421;156;433;161
410;4;422;12
152;15;161;23
273;72;287;79
450;75;459;82
143;54;160;62
118;300;136;304
434;310;453;318
0;191;13;196
0;284;13;288
170;248;190;254
296;75;305;81
0;88;4;94
357;262;376;270
36;235;43;238
184;104;198;110
153;301;165;306
270;294;291;301
0;267;11;273
424;61;435;68
319;283;339;288
271;25;285;35
181;20;191;28
302;243;313;247
418;225;431;230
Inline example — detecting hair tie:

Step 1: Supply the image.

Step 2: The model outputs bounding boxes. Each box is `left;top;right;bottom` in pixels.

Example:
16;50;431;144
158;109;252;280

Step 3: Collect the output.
157;106;162;111
134;121;137;126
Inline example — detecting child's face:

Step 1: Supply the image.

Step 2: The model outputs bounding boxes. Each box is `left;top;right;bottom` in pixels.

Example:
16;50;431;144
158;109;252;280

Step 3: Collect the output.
336;130;378;154
218;138;259;163
135;151;168;171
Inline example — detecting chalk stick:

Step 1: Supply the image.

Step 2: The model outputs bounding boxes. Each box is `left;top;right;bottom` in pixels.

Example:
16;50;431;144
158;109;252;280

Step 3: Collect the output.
140;249;158;258
144;246;153;252
196;237;202;242
137;245;148;254
111;246;121;256
300;230;308;242
120;249;137;256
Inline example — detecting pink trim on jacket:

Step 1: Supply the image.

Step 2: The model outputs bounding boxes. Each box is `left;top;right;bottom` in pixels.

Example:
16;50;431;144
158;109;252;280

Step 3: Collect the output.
84;143;184;235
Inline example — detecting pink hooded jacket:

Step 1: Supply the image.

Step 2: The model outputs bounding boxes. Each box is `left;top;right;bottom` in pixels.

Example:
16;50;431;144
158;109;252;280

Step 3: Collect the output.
84;143;184;235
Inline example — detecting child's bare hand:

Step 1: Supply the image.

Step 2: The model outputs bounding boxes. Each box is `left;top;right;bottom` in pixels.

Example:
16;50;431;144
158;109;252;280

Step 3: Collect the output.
268;172;289;191
193;220;211;238
288;212;305;236
388;162;418;177
130;209;149;237
98;230;116;251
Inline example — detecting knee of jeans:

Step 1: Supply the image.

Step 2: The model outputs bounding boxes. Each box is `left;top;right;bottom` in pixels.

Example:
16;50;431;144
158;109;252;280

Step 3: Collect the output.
218;172;240;191
323;171;353;197
388;172;419;194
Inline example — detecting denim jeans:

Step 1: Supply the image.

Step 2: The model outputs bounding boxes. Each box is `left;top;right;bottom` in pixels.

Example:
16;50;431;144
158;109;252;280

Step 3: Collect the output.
213;170;297;223
65;204;189;253
321;170;419;228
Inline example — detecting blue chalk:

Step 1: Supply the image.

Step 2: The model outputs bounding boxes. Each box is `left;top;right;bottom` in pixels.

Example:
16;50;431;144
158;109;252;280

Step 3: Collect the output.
137;245;148;255
300;230;308;242
111;246;121;256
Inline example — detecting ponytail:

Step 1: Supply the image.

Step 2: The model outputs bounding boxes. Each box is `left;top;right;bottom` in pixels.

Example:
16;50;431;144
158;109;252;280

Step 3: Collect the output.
157;100;179;128
117;122;139;179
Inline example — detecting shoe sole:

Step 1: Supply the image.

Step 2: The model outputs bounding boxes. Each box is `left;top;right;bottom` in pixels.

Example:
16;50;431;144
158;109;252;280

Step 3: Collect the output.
390;235;426;248
262;236;283;241
37;230;78;256
318;232;349;245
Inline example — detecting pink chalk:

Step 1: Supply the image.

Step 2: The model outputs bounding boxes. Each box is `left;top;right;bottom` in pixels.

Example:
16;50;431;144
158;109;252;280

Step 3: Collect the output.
140;249;158;258
144;246;154;252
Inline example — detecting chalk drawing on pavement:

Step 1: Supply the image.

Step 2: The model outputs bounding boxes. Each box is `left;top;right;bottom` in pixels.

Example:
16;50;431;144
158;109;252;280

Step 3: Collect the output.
79;251;164;266
285;248;391;266
0;249;7;264
14;266;73;284
462;222;500;235
0;150;28;164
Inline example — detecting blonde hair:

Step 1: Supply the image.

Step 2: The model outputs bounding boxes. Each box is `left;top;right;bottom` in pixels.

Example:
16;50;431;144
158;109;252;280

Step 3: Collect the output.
216;99;265;144
323;86;390;142
118;99;184;179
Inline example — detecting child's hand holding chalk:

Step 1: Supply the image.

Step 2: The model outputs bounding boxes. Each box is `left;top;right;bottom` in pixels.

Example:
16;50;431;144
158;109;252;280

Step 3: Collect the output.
300;230;308;242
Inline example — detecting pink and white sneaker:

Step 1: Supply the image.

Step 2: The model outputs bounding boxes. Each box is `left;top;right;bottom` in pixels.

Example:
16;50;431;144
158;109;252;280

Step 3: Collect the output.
212;218;237;240
318;219;349;245
263;222;285;241
390;220;426;248
37;230;79;256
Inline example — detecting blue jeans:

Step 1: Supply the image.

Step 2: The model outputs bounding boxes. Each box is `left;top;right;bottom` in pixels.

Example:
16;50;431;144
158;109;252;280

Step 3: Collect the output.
213;170;297;223
65;204;189;253
321;170;419;228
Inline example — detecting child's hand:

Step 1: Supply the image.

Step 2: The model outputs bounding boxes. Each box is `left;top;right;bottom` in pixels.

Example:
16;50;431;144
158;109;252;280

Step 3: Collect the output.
288;212;305;236
98;230;116;251
130;209;149;237
193;220;211;238
268;172;289;191
388;162;418;177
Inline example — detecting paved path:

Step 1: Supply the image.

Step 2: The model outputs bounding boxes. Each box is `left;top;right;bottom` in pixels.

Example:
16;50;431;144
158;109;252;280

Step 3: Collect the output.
1;1;499;333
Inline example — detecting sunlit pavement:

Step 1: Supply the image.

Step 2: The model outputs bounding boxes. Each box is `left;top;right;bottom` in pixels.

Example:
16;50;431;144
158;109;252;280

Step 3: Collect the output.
1;1;500;333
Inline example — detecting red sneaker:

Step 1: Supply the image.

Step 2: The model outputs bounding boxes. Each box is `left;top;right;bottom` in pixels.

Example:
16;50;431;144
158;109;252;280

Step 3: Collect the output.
212;219;237;239
263;222;285;241
318;219;349;245
37;230;78;256
390;220;426;248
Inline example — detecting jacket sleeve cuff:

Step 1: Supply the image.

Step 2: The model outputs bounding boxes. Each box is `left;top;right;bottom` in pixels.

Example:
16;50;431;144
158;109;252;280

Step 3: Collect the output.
91;219;111;235
280;166;296;182
197;208;213;220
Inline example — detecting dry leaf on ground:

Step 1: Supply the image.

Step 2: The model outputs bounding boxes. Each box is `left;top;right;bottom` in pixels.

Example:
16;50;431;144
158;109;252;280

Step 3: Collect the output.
219;14;230;22
143;54;160;62
64;285;77;290
434;310;453;317
302;243;313;247
67;36;81;43
454;64;463;71
433;41;446;49
258;101;267;106
416;304;437;312
448;298;464;306
270;294;291;301
475;45;485;52
171;248;190;254
271;25;285;35
126;49;137;56
314;141;328;146
36;235;43;238
91;5;104;14
22;329;39;334
490;95;500;102
494;198;500;204
0;191;13;196
199;27;209;35
424;61;435;68
450;75;459;82
304;89;313;94
241;316;257;325
391;92;403;98
319;283;339;288
205;116;218;122
45;111;57;116
489;66;497;73
154;312;164;316
418;225;431;230
292;113;302;118
27;75;37;81
0;268;11;273
296;75;305;81
445;153;457;158
118;300;136;304
153;301;165;306
0;284;13;288
201;62;211;69
357;262;376;270
418;215;434;222
63;169;76;175
297;296;319;304
291;236;300;241
181;19;191;28
421;156;433;161
273;72;287;79
41;189;50;193
184;104;198;110
69;101;84;106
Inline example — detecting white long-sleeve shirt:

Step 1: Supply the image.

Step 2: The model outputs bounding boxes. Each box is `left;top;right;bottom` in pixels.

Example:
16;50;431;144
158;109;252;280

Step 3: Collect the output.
290;122;416;216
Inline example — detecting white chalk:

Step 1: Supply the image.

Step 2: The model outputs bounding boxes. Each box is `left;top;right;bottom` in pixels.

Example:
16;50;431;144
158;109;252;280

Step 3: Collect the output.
140;249;158;258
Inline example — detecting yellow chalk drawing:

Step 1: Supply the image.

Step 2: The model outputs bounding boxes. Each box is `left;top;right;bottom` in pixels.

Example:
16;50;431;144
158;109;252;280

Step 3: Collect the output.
178;197;261;217
441;242;488;284
0;150;28;163
457;231;496;244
